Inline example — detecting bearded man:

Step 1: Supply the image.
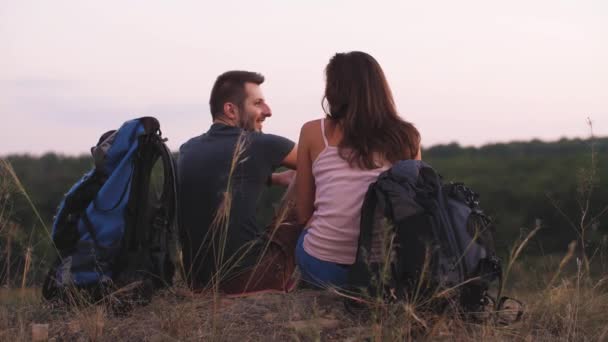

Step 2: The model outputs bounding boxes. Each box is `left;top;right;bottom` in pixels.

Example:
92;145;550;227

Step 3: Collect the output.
178;71;301;294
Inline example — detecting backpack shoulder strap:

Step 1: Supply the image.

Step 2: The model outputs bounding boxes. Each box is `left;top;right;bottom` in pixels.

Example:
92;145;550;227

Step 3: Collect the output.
158;135;178;221
358;183;379;256
126;131;175;250
346;182;379;291
357;170;397;257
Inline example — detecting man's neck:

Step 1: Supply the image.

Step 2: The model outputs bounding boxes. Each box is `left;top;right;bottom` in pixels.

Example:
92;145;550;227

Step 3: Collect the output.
213;117;236;127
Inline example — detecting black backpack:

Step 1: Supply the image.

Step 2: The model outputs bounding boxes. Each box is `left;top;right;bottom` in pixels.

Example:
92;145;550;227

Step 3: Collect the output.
348;160;518;319
42;117;177;306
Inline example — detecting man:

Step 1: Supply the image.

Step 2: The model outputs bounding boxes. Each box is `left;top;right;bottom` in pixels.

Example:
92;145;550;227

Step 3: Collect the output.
178;70;301;294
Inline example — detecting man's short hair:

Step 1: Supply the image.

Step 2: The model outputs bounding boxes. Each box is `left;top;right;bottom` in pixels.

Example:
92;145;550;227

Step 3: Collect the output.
209;71;265;119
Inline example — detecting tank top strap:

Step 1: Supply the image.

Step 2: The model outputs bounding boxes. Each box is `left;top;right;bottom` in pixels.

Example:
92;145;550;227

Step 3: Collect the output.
320;118;329;147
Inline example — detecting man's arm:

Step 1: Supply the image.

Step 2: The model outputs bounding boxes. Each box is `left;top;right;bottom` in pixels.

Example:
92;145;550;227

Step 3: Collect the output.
270;169;295;186
280;145;297;170
261;133;297;186
269;143;297;187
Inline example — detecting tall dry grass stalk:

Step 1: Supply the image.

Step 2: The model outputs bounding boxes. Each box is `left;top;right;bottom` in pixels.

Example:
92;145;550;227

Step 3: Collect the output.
0;159;46;289
84;306;106;340
20;247;32;289
2;223;16;287
546;240;577;289
174;130;251;296
242;179;296;292
209;130;254;281
202;131;260;339
497;221;542;304
184;130;258;291
0;159;58;288
547;118;608;276
0;159;49;235
201;132;304;338
1;159;16;286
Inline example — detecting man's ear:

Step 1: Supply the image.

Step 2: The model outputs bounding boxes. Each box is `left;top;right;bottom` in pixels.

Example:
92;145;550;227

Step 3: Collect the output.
223;102;239;121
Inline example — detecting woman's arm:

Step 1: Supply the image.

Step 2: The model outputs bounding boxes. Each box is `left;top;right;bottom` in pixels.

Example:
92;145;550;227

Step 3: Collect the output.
415;145;422;160
295;122;316;226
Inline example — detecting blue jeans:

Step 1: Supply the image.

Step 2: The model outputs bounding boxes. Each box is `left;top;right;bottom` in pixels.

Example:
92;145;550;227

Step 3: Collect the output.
296;230;349;288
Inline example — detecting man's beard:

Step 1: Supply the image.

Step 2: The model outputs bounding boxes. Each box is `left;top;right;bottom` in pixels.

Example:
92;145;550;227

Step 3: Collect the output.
237;109;259;132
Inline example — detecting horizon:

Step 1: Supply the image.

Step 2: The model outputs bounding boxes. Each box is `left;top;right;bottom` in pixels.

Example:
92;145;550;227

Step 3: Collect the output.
1;133;604;158
1;1;607;155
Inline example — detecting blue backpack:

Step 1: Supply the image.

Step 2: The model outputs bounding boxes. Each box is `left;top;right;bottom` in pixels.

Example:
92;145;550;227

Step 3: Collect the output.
43;117;177;304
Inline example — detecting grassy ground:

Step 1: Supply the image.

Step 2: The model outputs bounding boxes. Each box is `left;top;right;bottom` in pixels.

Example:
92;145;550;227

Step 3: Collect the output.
1;256;607;341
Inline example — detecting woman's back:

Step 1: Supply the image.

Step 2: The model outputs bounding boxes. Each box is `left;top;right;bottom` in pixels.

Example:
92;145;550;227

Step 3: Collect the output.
302;119;389;264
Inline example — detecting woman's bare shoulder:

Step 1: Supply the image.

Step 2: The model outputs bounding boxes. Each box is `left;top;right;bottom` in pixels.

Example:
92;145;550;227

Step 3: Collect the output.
298;118;325;148
301;118;323;130
300;118;324;138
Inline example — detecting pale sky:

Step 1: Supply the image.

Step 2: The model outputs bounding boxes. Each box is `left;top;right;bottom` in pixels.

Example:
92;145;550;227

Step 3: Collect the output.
1;0;607;155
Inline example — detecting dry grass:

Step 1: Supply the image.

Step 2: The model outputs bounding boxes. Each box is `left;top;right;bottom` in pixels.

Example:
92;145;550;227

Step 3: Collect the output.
1;260;607;341
1;187;607;342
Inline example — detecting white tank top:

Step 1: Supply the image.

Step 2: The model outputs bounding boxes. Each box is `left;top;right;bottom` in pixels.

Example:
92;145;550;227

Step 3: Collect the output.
303;119;389;264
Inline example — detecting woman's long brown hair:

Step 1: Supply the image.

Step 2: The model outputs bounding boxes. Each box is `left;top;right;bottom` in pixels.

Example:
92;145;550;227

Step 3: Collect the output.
323;51;420;169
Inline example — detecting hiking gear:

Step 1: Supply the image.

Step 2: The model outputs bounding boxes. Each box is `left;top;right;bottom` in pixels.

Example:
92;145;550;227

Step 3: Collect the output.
42;117;177;304
348;160;518;320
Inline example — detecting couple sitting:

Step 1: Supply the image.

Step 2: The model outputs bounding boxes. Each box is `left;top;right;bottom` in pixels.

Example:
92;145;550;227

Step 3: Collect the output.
178;51;421;295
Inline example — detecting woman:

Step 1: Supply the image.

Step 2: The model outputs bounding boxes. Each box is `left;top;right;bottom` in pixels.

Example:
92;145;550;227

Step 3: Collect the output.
295;51;421;288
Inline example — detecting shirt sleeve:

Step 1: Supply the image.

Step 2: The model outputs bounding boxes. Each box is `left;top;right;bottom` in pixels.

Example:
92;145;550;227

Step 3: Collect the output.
254;133;295;170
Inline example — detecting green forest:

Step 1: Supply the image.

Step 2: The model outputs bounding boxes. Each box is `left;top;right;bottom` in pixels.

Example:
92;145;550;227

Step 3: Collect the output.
1;136;607;286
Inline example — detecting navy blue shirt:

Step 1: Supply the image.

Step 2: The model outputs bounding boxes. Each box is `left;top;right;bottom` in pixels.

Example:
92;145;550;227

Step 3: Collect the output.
178;123;294;288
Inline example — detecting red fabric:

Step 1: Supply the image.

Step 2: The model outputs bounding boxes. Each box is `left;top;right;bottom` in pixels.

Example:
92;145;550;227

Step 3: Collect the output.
220;204;303;296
